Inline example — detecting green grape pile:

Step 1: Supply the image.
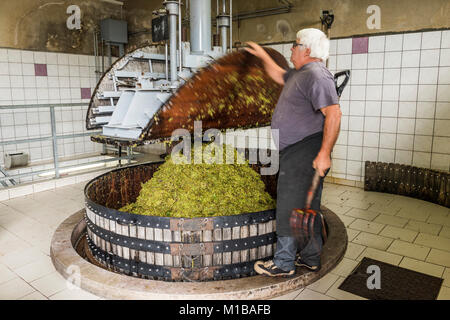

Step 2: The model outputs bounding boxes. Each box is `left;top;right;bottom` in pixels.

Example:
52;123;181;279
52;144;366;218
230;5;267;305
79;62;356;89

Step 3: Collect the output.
120;143;275;218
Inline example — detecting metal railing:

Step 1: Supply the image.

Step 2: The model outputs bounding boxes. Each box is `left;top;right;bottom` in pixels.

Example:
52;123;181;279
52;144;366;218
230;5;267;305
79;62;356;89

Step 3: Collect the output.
0;102;132;184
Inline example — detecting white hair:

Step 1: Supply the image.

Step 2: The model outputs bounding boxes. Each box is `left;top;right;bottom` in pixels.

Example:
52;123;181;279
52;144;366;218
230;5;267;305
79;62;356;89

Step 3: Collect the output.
296;28;330;61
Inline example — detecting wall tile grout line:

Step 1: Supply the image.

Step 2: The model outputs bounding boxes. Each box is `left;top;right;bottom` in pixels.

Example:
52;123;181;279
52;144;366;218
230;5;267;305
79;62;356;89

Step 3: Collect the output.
376;35;387;164
392;34;405;164
411;32;424;167
429;31;443;168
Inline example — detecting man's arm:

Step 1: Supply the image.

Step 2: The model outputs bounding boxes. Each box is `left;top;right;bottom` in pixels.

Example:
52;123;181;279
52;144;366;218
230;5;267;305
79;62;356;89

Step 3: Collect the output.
313;104;342;177
244;42;287;85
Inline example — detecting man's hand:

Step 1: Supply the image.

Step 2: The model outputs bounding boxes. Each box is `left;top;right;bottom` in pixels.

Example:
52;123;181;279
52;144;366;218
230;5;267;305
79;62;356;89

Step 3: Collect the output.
243;41;286;85
313;151;331;177
243;41;266;58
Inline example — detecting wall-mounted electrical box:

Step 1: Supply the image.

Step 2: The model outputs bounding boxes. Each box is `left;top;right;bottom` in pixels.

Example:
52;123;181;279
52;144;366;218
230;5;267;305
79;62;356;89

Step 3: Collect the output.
100;19;128;43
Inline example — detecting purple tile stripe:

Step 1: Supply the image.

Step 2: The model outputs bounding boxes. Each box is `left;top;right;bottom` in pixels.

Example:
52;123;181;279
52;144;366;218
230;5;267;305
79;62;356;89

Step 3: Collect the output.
352;37;369;54
81;88;91;100
34;64;48;76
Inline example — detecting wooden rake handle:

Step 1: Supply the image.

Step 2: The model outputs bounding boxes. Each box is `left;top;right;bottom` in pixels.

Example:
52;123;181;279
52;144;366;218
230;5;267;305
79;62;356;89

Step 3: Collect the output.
305;170;321;210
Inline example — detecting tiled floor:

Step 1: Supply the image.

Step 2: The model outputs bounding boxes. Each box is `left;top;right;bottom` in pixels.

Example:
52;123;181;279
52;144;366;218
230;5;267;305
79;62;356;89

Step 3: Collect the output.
0;180;449;300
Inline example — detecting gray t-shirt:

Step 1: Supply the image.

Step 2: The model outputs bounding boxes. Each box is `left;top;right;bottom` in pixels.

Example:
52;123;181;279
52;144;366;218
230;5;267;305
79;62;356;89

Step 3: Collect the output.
271;61;339;151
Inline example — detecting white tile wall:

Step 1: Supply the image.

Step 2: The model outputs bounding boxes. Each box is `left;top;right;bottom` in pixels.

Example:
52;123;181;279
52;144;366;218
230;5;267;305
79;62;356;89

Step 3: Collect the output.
0;48;111;179
295;29;450;181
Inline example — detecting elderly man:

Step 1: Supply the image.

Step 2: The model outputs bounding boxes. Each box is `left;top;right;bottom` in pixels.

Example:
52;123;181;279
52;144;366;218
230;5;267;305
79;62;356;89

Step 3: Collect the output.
246;28;342;277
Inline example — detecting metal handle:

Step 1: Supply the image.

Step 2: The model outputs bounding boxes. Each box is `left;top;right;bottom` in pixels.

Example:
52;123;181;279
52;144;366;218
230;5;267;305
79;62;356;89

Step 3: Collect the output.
305;170;321;209
334;70;350;98
116;219;137;226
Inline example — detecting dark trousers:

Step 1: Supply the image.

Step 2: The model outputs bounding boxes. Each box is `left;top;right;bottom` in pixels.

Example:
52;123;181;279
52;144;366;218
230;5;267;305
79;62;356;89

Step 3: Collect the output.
272;132;326;271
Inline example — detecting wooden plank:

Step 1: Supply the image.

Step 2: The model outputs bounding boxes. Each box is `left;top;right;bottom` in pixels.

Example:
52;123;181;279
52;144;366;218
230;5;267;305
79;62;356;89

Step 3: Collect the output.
173;231;181;267
258;221;265;235
271;220;277;257
105;240;111;253
111;242;117;256
146;251;155;265
103;218;110;231
109;219;116;233
100;238;106;252
139;250;146;264
265;221;273;257
145;227;154;240
249;224;258;261
222;228;232;265
232;226;240;264
213;228;222;266
240;225;249;262
85;210;91;222
99;216;104;230
114;222;123;258
93;233;100;247
137;226;146;240
144;227;155;265
222;228;232;240
129;224;137;238
173;231;182;241
258;222;266;259
192;231;202;268
163;229;172;240
154;228;164;266
122;225;130;260
203;230;212;267
98;217;106;251
181;231;191;268
163;229;173;267
129;223;137;267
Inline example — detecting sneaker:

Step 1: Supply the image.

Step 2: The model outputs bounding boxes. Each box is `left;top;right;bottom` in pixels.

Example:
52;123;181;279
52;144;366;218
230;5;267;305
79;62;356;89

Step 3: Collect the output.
254;260;295;277
295;257;321;272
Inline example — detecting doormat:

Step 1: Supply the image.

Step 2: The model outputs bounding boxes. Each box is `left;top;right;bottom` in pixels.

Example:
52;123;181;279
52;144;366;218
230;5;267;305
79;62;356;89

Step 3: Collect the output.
338;257;443;300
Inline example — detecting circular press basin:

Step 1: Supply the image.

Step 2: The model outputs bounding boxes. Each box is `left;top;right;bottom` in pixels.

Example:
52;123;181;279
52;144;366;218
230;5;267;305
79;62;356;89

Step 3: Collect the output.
51;162;347;299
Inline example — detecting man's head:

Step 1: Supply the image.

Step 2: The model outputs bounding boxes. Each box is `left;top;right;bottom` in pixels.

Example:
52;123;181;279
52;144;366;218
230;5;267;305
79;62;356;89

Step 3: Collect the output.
290;28;330;69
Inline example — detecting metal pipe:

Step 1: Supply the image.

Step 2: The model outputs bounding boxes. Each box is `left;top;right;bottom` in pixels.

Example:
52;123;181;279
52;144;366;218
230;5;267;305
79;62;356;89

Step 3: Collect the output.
49;106;60;179
0;131;102;147
216;0;219;34
221;24;227;53
93;31;98;81
0;102;88;110
0;155;136;183
165;1;180;82
230;0;232;51
233;6;291;21
107;43;112;67
190;0;211;53
101;39;105;73
169;13;178;82
178;0;182;72
165;42;169;81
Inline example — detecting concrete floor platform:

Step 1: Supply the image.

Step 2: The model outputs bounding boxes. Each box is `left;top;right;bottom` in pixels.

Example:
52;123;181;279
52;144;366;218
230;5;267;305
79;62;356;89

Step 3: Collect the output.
50;208;347;300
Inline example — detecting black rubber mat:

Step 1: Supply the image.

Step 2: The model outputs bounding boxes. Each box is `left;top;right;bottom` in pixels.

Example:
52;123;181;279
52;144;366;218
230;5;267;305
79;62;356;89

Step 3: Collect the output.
338;257;443;300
